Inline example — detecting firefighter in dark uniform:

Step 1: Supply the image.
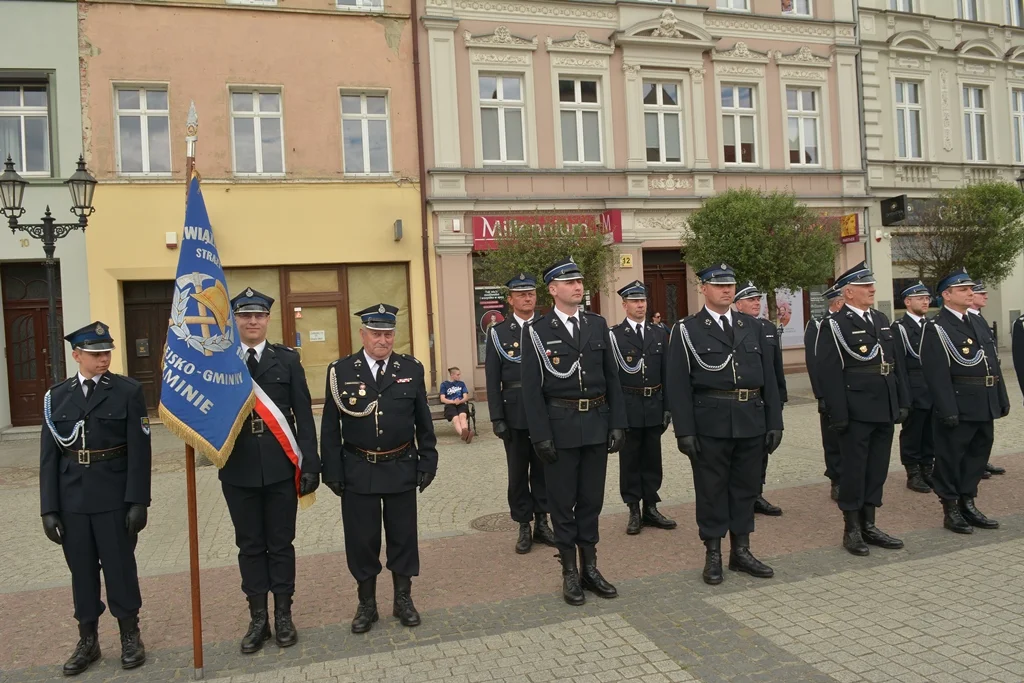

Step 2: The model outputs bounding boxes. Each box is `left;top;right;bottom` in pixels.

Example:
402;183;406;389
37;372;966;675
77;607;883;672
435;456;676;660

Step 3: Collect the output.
485;273;557;554
39;322;151;675
321;303;438;633
521;257;627;606
815;262;909;556
920;270;1009;533
733;281;787;516
805;285;845;501
221;288;320;653
1012;308;1024;436
893;281;935;494
609;280;676;535
667;265;783;586
968;281;1007;479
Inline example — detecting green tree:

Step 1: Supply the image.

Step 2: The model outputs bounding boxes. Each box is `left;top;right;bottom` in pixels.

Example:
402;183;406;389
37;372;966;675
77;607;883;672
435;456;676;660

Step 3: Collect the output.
891;181;1024;289
475;216;618;310
683;188;840;322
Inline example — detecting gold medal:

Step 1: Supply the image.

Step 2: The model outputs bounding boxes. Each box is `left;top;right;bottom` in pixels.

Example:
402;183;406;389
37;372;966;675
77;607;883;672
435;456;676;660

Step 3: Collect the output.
358;389;366;396
553;357;560;365
859;345;868;353
349;397;357;406
963;347;970;354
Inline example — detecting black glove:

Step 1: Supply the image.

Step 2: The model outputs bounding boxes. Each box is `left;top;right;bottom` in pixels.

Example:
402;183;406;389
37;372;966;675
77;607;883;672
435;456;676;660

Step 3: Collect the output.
125;504;148;536
417;471;435;493
662;411;672;432
41;513;64;545
765;430;783;454
534;440;558;464
941;415;959;428
607;429;625;453
492;419;510;441
896;408;909;424
325;480;345;497
299;472;320;496
677;436;701;457
1000;405;1010;418
817;398;828;415
830;420;849;434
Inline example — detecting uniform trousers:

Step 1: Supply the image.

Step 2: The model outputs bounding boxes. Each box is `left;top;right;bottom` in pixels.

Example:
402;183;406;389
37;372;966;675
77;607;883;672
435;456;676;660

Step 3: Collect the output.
62;508;142;623
342;489;419;582
837;420;893;511
899;407;934;467
544;444;607;553
689;435;762;540
504;427;548;523
619;426;664;504
931;419;993;501
222;478;298;597
820;413;842;482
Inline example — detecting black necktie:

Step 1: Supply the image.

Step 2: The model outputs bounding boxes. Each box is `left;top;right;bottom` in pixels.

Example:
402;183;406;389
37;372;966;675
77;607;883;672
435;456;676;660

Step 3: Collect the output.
83;378;95;400
721;316;734;344
376;360;386;384
636;322;644;340
246;348;258;377
864;312;873;328
568;316;579;344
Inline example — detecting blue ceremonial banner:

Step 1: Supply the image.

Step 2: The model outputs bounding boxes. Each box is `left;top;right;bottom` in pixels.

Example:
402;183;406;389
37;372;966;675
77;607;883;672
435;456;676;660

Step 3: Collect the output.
158;175;254;467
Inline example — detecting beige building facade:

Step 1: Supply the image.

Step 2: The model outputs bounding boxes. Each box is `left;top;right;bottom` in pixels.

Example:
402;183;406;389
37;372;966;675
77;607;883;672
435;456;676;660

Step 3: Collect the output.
421;0;872;391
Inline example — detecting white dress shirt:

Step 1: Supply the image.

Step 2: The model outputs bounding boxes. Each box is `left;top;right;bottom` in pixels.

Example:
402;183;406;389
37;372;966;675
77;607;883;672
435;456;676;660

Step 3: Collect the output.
363;349;391;378
944;306;965;321
703;306;733;330
905;312;924;326
244;339;268;362
78;372;104;396
553;306;582;331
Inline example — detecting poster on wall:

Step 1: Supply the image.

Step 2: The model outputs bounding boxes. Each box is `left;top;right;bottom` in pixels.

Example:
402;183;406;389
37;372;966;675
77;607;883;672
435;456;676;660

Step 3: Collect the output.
757;288;805;349
475;286;506;365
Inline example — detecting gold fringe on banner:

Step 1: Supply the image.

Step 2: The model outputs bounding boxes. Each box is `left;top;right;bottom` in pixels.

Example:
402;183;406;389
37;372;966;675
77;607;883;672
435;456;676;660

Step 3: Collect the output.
158;391;255;469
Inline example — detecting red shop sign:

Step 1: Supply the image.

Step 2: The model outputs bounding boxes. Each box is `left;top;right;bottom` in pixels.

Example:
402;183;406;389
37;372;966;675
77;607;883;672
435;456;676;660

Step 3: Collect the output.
471;210;623;251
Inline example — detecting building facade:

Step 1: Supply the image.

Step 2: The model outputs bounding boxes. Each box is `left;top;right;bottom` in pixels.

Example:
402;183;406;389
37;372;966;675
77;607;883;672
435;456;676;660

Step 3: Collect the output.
0;0;89;429
861;0;1024;337
421;0;871;391
77;0;437;410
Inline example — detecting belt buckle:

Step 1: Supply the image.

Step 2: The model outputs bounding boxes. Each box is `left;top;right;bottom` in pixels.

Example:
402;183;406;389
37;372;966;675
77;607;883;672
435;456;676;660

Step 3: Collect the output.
880;363;891;377
737;389;750;402
78;450;90;465
578;398;590;412
985;375;995;387
643;387;653;398
368;451;378;464
251;417;264;434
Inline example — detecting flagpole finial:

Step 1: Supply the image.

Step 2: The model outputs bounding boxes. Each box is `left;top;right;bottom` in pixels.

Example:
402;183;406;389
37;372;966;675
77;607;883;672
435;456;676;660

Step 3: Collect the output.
186;101;198;157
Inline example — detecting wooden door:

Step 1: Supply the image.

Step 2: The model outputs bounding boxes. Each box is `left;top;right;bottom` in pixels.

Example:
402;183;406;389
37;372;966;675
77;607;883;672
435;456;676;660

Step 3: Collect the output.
643;263;689;326
123;281;174;411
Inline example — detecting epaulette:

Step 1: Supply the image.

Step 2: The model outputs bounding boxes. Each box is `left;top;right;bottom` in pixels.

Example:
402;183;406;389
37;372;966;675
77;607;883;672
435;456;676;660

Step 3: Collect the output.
400;353;422;365
271;343;298;354
112;373;143;388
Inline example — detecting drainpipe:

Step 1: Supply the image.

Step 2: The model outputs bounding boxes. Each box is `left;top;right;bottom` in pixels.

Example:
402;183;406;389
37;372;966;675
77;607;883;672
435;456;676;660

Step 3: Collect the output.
411;0;438;390
853;0;872;271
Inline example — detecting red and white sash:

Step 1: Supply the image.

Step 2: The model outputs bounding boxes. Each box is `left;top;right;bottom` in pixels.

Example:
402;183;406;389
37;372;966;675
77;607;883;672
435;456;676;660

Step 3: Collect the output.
252;382;315;509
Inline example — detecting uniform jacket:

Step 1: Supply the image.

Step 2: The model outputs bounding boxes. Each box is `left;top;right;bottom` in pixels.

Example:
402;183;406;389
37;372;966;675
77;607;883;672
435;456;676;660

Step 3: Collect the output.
757;317;788;403
968;310;996;352
921;307;1008;422
484;313;538;431
320;350;438;495
1012;316;1024;398
609;318;668;429
520;309;627;449
815;305;910;424
804;317;824;399
893;314;932;410
39;373;152;515
666;308;783;440
220;343;320;488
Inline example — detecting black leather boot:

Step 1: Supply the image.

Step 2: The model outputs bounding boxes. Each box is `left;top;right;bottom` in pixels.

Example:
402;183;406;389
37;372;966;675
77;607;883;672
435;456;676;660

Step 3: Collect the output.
117;616;146;670
942;499;973;534
830;483;840;502
860;506;904;549
392;574;421;627
753;495;783;516
702;538;723;585
905;465;931;493
578;546;617;599
727;533;774;578
62;621;101;676
240;595;271;654
558;549;585;606
642;503;678;529
842;509;869;556
921;463;934;487
986;462;1006;475
515;522;533;554
273;593;298;647
625;502;642;535
351;577;378;634
959;497;999;529
533;514;557;547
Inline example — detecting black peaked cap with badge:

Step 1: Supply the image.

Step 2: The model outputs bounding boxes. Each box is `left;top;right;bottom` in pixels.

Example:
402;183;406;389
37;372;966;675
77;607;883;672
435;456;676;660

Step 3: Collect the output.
232;287;275;314
65;321;116;352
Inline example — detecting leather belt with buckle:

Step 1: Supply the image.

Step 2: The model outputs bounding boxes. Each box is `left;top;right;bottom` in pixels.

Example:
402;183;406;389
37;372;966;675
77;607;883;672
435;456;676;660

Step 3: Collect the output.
503;381;522;390
846;363;892;376
63;445;128;466
345;442;412;464
251;415;265;434
623;384;662;397
953;375;998;387
548;395;607;412
695;388;760;402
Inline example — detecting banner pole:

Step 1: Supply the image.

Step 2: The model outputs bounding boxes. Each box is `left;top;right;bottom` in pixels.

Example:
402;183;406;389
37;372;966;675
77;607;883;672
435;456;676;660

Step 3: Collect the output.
185;444;205;680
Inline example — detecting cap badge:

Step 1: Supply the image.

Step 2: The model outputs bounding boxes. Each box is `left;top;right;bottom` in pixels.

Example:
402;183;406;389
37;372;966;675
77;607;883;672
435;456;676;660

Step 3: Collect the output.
378;304;386;314
569;256;576;264
519;273;525;280
95;324;105;335
720;263;727;270
246;288;254;297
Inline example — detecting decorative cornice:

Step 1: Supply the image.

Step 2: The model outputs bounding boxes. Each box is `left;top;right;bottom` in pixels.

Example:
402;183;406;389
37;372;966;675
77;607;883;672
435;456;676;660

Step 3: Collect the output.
770;46;833;68
715;63;764;77
779;68;826;82
464;26;538;50
704;15;839;43
552;56;608;68
453;0;617;26
648;174;692;191
635;212;687;235
545;31;615;55
712;41;770;64
470;52;531;65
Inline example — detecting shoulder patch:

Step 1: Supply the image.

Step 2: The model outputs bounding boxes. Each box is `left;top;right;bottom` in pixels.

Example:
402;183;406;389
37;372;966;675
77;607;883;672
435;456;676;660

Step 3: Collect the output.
401;353;422;365
271;343;297;354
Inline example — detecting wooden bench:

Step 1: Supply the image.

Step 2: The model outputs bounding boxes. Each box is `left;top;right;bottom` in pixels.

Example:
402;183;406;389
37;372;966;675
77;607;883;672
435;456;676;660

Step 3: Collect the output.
427;394;477;435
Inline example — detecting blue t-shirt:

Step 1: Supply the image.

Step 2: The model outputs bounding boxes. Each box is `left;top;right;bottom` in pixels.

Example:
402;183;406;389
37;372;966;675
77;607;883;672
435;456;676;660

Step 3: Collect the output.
440;380;468;402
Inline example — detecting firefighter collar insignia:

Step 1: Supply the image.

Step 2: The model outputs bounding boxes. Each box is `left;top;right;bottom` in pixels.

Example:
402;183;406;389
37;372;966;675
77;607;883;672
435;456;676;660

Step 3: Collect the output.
551;319;559;328
354;358;363;367
704;318;711;326
393;359;400;369
737;319;743;327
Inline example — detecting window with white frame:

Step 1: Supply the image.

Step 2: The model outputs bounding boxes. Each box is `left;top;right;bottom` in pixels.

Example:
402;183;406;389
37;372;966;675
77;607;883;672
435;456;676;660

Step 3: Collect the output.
894;80;923;159
643;81;683;164
479;75;525;164
717;0;749;9
786;87;819;166
962;86;987;162
115;88;171;175
782;0;812;15
889;0;913;10
558;78;602;165
1009;0;1024;26
231;90;284;175
0;84;49;175
956;0;978;20
1013;89;1024;163
721;84;757;165
341;93;391;175
337;0;383;10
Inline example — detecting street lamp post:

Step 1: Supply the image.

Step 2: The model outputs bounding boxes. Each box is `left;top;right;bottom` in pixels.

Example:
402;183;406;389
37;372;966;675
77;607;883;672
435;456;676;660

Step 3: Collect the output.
0;155;97;386
1016;169;1024;193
